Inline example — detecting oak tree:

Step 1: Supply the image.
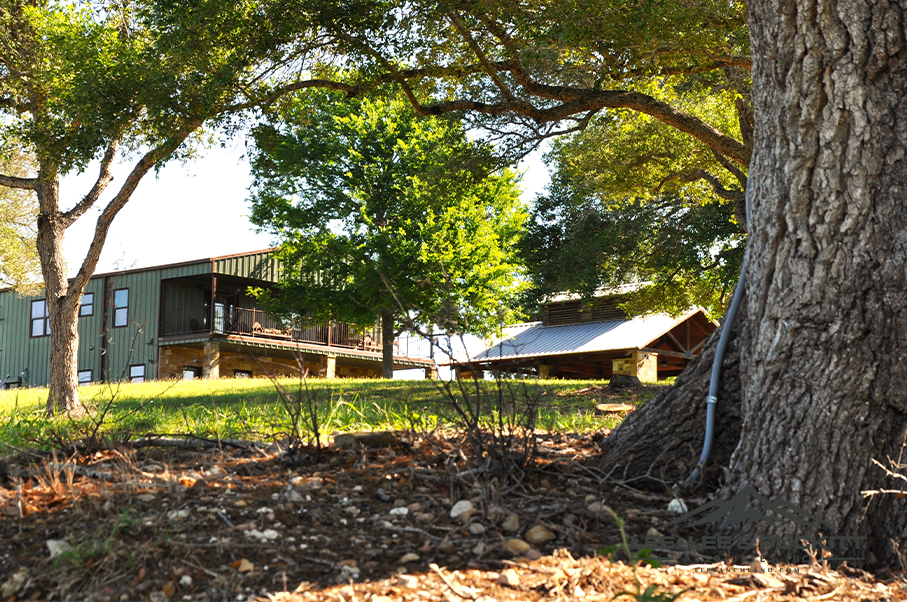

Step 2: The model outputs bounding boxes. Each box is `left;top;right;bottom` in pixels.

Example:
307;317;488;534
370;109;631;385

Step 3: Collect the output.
248;90;526;377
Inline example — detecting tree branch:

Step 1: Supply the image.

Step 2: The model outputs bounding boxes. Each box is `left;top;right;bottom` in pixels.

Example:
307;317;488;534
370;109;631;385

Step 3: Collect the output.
70;123;200;294
0;173;37;190
659;168;744;202
448;11;515;102
61;141;118;227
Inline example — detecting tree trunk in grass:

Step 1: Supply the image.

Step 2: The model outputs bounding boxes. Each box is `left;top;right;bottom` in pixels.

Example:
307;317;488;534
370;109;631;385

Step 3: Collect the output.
382;311;394;379
601;0;907;566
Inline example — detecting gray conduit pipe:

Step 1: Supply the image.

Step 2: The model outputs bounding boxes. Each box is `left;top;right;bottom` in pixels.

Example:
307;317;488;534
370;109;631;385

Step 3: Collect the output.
688;250;748;483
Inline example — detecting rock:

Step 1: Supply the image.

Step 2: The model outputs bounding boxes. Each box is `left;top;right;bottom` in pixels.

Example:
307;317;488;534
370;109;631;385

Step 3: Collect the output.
667;498;688;514
449;500;474;523
525;549;543;561
646;527;663;538
234;558;254;573
398;552;420;564
397;574;420;588
584;494;597;504
336;564;360;582
47;539;72;558
586;502;603;514
468;522;486;535
407;502;423;513
0;567;29;598
504;538;531;554
524;525;556;545
607;374;642;389
136;493;156;502
167;509;190;521
414;512;434;523
286;489;304;503
471;542;485;556
344;506;361;517
243;529;279;541
333;431;398;450
339;559;358;567
179;575;193;587
437;541;455;554
497;568;520;587
501;513;520;532
389;507;409;516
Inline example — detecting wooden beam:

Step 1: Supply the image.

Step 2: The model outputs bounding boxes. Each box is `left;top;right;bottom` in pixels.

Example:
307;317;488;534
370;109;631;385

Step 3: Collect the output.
640;346;692;360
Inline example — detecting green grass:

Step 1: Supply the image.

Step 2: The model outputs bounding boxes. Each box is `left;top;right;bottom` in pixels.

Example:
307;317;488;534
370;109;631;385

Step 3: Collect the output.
0;377;670;453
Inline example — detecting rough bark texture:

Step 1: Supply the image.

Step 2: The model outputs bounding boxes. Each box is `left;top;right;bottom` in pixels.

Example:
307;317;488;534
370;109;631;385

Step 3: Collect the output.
603;0;907;567
35;177;81;414
599;314;744;488
730;0;907;565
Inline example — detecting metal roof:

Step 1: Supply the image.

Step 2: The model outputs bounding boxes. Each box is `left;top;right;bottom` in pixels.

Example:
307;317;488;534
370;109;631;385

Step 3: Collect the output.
471;309;702;362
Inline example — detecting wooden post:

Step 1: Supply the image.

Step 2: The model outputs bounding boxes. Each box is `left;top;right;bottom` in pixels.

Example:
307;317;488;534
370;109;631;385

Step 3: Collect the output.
325;354;336;379
539;364;552;379
424;365;438;380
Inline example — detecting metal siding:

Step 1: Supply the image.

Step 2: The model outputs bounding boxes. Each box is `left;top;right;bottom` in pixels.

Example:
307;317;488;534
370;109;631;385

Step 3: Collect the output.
0;290;51;387
215;252;282;282
158;262;210;280
104;270;160;381
77;279;105;381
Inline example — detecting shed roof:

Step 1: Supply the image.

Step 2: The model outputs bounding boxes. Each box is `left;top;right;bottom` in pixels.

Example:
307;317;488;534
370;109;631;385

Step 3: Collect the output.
472;308;706;362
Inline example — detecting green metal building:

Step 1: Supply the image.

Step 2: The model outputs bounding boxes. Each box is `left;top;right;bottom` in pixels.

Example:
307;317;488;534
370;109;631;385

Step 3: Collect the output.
0;249;433;388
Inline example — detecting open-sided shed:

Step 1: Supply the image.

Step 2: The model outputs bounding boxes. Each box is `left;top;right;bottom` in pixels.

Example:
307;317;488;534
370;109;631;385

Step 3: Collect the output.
464;304;718;380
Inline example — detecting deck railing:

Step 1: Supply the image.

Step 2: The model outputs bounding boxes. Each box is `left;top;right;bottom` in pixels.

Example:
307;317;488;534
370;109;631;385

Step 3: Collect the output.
160;305;382;351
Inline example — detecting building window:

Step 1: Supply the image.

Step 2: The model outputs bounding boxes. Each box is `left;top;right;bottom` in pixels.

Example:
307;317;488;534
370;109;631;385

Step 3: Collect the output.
182;367;200;380
129;364;145;383
30;300;50;337
234;370;252;379
113;289;129;327
79;293;94;317
78;370;93;385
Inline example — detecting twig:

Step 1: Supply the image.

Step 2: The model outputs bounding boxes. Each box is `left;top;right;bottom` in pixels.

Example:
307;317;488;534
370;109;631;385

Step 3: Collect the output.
429;563;478;600
216;510;236;528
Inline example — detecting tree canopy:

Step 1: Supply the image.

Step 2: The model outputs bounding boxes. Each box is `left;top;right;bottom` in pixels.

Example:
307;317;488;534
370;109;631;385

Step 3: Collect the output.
0;147;40;294
248;89;527;374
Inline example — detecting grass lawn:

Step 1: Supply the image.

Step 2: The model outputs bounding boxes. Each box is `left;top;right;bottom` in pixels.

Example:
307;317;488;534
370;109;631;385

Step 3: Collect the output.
0;377;670;452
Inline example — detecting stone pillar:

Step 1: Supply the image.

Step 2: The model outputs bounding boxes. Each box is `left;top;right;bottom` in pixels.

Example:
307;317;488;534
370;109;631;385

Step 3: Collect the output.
424;365;438;380
325;355;336;379
538;364;552;379
612;350;658;382
203;341;220;379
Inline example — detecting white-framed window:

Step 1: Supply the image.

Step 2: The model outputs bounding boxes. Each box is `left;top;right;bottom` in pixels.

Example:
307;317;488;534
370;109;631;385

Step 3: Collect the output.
30;299;50;337
234;370;252;379
129;364;145;383
78;370;93;385
79;293;94;317
182;367;200;380
113;289;129;327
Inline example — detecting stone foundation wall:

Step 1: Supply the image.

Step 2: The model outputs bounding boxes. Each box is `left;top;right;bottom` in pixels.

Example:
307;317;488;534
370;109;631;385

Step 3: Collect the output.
158;345;383;380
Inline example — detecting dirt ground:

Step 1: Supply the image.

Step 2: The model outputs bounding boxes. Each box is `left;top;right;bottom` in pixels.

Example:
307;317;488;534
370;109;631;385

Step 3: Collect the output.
1;427;905;602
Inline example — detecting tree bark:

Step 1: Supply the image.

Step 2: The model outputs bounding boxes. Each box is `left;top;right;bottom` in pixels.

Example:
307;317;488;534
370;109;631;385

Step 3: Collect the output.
35;176;83;414
601;0;907;567
381;311;394;379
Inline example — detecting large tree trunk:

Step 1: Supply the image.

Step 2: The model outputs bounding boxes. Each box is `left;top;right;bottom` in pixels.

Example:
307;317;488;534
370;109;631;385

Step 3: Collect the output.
602;0;907;566
35;177;83;415
730;0;907;566
599;312;745;486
